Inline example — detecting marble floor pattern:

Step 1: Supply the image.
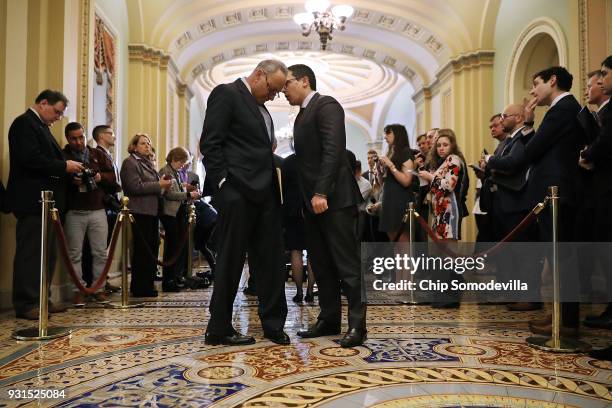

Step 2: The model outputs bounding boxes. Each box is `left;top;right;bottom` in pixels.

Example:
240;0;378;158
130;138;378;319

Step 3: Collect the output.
0;284;610;407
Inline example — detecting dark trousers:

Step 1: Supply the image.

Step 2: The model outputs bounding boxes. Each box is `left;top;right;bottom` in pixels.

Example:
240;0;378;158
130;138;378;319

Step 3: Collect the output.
13;215;58;313
206;183;287;336
538;204;579;328
305;206;366;330
490;207;540;301
160;205;187;284
131;214;159;294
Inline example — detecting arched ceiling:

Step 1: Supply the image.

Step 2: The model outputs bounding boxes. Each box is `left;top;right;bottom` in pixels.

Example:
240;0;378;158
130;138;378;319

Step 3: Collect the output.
197;51;403;108
126;0;494;90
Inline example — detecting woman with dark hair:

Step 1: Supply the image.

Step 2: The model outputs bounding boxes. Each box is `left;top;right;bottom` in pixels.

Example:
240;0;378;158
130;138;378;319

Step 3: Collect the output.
159;147;201;292
120;133;171;297
377;124;415;241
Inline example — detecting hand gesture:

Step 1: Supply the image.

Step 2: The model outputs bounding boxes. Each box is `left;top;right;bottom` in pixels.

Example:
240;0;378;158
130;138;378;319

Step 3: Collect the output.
418;170;433;182
159;179;172;190
311;194;328;214
523;96;537;123
379;156;394;169
66;160;84;174
189;191;201;200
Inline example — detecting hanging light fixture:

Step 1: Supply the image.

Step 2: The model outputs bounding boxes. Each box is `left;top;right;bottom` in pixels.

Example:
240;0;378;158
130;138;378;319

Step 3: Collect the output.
293;0;354;50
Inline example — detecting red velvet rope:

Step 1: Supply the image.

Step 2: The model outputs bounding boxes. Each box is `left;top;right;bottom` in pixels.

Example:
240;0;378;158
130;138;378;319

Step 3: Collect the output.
51;211;122;295
130;217;191;267
415;208;540;258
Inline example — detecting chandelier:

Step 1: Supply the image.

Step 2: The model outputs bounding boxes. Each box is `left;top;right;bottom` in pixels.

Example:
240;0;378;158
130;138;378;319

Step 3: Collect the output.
293;0;354;50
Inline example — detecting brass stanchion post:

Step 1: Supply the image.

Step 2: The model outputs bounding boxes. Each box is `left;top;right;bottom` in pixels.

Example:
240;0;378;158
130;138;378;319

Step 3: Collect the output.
187;203;196;278
527;186;590;352
13;191;71;341
397;203;417;305
107;197;144;309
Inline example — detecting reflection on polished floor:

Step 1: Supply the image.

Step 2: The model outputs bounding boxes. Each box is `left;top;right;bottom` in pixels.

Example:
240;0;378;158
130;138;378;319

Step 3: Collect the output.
0;283;610;407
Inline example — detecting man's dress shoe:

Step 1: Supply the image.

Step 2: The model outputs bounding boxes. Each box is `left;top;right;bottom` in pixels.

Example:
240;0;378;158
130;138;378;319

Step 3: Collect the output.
297;320;341;338
264;330;291;345
507;302;542;311
584;314;612;330
339;328;367;348
204;332;255;346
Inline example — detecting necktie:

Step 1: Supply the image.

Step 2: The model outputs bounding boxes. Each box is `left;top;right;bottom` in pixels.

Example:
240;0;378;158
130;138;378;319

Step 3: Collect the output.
295;107;305;124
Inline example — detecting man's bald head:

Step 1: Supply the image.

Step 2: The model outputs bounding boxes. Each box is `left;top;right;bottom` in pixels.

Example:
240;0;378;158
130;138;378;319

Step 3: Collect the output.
500;104;526;134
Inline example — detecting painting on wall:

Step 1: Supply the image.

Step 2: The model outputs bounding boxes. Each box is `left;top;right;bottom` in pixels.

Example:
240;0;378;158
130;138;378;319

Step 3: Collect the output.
93;15;116;127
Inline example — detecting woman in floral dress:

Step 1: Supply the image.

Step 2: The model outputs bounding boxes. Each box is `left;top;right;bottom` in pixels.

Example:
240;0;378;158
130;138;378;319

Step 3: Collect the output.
418;129;467;241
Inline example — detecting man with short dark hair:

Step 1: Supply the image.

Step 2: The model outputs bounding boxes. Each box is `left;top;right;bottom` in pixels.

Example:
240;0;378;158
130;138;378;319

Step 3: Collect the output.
7;90;85;319
284;63;366;347
489;66;583;334
63;122;120;305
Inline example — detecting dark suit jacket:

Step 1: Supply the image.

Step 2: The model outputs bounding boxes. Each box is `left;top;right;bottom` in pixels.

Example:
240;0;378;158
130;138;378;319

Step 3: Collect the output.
487;95;582;207
6;109;67;216
582;101;612;195
524;95;582;207
293;93;362;213
486;128;534;213
200;79;278;204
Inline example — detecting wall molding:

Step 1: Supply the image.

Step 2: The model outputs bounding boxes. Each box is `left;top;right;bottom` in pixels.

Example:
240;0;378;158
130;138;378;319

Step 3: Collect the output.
504;17;567;106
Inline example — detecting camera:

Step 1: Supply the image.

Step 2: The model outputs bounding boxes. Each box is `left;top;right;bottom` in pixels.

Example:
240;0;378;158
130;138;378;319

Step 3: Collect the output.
76;168;98;192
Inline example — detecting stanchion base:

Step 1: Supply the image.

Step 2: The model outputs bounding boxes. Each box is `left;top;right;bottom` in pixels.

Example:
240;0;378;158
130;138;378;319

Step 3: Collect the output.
105;301;144;309
526;336;591;353
13;326;71;341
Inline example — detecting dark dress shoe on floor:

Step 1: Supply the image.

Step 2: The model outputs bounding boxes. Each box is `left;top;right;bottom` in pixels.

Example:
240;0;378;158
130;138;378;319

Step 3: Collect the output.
16;308;39;320
589;345;612;361
507;302;542;311
292;293;303;303
297;320;341;338
264;330;290;345
304;292;315;303
204;332;256;346
131;289;159;297
339;328;367;348
584;315;612;330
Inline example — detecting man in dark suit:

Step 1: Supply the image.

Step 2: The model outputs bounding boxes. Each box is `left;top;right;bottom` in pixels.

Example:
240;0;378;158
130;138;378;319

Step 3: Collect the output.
200;59;289;346
487;67;584;335
484;104;539;309
7;89;85;319
283;64;366;348
580;56;612;338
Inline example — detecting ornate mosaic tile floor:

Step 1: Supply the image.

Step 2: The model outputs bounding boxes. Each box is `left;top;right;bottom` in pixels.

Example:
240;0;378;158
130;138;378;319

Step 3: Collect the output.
0;284;610;407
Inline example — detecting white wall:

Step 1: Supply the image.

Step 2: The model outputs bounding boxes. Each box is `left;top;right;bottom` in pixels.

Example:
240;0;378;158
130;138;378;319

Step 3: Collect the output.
381;82;417;147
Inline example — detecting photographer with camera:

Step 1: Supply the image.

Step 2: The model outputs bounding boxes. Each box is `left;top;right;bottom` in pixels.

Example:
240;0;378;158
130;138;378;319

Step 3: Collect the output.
63;122;119;305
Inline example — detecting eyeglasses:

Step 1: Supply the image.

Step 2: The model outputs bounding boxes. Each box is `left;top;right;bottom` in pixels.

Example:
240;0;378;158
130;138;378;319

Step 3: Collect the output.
500;113;518;120
282;78;298;92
